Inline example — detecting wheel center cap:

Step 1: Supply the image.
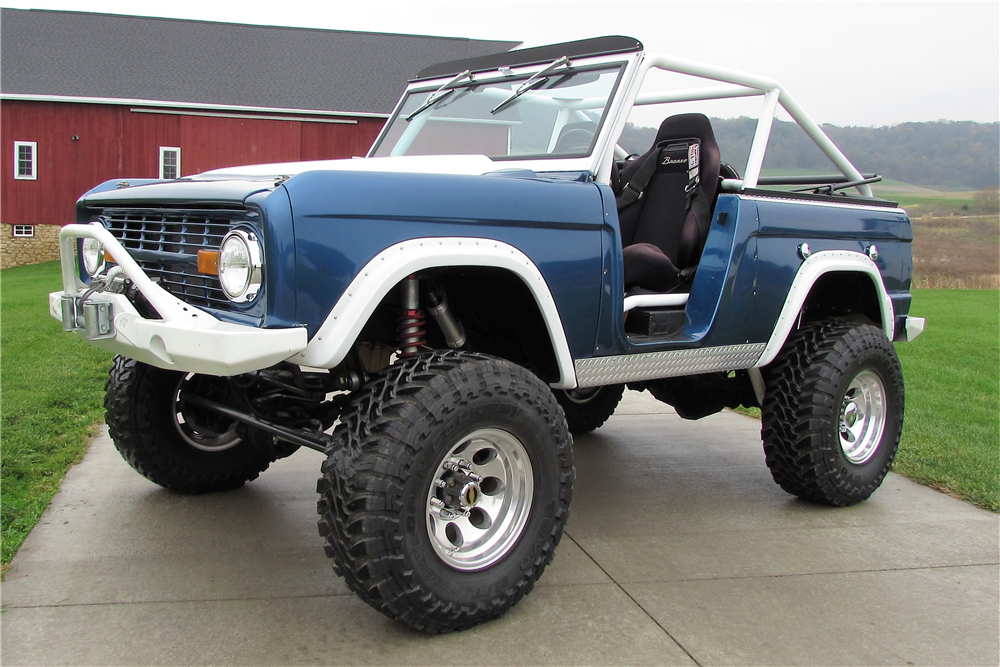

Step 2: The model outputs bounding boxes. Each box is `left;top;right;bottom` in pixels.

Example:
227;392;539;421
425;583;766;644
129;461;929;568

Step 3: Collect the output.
460;481;482;508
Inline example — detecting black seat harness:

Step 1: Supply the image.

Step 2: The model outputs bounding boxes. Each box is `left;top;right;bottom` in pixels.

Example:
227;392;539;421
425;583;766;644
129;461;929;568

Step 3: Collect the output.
616;138;713;254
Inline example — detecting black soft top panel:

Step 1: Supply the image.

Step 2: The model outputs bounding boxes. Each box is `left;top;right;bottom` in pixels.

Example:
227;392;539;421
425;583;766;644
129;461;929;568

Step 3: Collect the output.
415;35;642;81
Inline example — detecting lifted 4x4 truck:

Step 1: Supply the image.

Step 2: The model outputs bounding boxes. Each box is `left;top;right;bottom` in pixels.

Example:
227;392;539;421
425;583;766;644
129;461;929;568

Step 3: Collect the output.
52;36;924;632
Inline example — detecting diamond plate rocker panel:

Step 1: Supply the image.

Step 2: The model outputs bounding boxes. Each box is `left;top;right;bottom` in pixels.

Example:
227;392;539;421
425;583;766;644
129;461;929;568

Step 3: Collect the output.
574;343;766;387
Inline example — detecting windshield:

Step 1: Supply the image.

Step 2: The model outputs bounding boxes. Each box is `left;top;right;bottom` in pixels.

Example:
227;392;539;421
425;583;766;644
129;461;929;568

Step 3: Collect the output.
371;63;626;161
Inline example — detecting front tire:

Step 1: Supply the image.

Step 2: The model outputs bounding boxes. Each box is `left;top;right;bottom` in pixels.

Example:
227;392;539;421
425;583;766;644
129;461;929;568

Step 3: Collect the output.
317;351;573;633
105;356;277;494
554;384;625;434
761;322;904;506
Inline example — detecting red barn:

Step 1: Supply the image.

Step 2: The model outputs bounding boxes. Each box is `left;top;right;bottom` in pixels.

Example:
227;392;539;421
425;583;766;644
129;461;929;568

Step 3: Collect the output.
0;9;518;268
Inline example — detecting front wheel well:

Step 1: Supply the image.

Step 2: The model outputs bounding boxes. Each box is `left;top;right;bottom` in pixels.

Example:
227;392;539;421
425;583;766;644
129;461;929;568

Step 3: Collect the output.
355;266;561;384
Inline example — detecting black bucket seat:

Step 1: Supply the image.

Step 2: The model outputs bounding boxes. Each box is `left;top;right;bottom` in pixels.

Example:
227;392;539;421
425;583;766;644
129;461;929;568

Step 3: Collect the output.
616;113;721;292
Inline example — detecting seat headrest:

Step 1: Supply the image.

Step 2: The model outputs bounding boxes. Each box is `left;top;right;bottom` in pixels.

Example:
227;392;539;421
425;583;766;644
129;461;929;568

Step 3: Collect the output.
654;113;718;152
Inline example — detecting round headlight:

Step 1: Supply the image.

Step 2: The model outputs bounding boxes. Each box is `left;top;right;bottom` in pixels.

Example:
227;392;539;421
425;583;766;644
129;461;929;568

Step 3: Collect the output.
82;237;105;276
218;229;263;302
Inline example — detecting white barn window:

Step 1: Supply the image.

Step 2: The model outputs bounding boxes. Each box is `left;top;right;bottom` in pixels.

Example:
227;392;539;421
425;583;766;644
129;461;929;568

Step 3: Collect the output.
159;147;181;179
12;224;35;237
14;141;37;180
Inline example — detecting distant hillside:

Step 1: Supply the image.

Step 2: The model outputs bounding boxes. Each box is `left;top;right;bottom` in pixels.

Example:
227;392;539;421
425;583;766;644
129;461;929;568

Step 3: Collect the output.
619;119;999;191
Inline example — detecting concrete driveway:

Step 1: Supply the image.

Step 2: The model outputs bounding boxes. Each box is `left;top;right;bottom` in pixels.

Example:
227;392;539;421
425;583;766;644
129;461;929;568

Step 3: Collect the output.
2;391;997;666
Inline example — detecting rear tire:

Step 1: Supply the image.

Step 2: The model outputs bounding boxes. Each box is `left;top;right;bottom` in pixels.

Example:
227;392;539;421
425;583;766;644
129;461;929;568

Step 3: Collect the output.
554;384;625;434
105;356;277;494
761;322;904;506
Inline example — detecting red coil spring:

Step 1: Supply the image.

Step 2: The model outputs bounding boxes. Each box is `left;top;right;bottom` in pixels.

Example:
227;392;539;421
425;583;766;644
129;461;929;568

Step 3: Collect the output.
397;309;426;357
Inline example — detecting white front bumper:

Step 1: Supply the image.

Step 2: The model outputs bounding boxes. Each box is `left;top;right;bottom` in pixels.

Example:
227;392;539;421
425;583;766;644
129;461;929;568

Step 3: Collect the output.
52;223;307;376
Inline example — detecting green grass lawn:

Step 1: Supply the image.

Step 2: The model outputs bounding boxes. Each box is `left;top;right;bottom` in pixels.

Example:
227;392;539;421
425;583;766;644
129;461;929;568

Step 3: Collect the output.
893;290;999;511
1;261;113;569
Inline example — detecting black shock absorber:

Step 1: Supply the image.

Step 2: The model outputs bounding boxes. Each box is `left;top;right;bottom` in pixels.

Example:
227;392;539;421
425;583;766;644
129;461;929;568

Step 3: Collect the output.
398;275;426;357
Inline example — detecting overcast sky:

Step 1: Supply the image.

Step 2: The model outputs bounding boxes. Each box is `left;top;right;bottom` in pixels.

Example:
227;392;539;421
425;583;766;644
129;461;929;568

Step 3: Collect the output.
3;0;998;127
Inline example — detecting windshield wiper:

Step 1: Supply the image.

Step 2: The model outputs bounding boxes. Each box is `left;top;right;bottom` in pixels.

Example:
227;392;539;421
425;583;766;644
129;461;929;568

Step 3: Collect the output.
490;56;570;115
405;70;472;121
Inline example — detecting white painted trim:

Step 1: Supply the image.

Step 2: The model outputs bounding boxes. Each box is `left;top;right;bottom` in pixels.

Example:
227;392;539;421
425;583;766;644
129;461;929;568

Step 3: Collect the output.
747;367;765;404
198;154;498;178
13;141;37;180
592;53;645;185
130;108;357;125
158;146;181;179
739;194;905;215
0;93;390;120
904;316;925;342
294;237;578;389
623;293;688;312
754;251;895;368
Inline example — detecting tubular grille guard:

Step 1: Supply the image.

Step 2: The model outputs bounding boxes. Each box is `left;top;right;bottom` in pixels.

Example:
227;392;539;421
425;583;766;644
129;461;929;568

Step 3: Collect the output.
102;207;250;311
574;343;766;387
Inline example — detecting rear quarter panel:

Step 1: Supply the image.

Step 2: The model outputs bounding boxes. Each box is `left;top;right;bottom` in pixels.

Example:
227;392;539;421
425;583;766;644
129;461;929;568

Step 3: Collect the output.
749;194;913;342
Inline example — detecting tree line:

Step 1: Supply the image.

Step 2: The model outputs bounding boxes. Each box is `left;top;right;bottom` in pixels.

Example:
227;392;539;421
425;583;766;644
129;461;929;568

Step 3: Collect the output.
619;119;999;191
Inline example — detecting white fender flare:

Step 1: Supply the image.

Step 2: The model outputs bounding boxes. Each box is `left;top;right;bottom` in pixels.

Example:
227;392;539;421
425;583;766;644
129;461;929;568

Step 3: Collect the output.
754;250;895;369
292;237;578;389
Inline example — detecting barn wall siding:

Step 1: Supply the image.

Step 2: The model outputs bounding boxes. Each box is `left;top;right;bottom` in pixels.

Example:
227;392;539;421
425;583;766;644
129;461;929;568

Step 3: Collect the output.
1;100;385;227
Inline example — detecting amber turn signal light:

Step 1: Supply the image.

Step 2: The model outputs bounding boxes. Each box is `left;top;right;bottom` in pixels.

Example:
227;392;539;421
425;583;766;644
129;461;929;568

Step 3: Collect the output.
197;250;220;275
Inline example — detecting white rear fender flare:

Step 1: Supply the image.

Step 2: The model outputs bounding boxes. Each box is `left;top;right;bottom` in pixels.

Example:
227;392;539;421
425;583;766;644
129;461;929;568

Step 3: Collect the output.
754;251;895;368
292;237;578;389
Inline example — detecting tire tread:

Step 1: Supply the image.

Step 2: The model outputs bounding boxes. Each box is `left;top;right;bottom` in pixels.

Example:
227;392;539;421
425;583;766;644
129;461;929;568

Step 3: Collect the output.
105;355;275;494
761;322;904;506
316;350;573;633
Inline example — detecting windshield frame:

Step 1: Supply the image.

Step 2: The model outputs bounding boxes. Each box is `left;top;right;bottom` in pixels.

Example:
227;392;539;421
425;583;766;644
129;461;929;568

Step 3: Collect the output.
367;50;642;175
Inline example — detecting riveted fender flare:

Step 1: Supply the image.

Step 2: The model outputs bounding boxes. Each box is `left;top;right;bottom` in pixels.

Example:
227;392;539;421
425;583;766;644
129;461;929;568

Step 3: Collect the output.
291;237;578;389
753;250;895;369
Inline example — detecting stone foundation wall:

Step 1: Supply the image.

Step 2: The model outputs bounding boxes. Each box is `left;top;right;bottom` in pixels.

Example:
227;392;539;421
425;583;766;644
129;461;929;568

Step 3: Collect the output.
1;224;63;269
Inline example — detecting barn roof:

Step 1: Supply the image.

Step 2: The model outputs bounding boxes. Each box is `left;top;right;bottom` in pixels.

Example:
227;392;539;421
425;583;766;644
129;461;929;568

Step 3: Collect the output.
0;9;520;117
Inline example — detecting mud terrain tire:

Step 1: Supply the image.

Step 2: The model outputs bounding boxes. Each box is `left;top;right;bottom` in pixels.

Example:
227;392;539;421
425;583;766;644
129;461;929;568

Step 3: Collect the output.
761;322;904;506
105;355;276;494
554;384;625;434
317;351;573;633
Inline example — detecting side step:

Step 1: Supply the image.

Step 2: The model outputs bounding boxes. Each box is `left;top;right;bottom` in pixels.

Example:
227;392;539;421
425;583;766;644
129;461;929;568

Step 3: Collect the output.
625;307;686;336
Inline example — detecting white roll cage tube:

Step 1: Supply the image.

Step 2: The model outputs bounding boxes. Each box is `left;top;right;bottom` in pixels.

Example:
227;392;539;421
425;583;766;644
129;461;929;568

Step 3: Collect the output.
596;52;873;197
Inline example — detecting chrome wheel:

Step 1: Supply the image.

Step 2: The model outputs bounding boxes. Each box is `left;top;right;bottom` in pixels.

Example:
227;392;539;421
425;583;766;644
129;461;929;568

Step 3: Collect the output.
838;370;886;464
426;428;533;571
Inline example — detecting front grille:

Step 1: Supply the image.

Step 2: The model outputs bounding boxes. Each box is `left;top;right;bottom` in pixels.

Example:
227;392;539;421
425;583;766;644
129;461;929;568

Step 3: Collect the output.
142;262;229;309
103;207;255;311
105;208;244;255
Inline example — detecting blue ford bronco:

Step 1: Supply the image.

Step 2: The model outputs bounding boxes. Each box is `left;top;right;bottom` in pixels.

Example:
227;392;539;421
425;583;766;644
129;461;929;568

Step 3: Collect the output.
51;36;924;632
